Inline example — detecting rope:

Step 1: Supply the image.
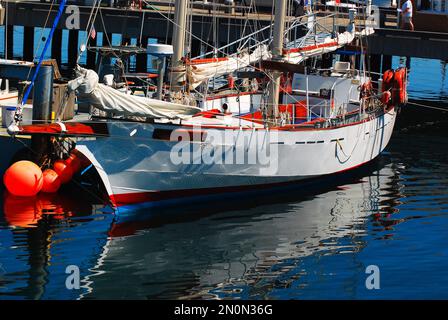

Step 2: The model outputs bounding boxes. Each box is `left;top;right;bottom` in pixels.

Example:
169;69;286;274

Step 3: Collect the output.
14;0;68;127
406;101;448;112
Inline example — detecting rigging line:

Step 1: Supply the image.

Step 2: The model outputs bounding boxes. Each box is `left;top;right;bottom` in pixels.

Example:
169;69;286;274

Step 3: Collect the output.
98;7;129;76
165;2;173;44
141;0;270;74
139;10;146;45
3;0;6;59
19;0;67;112
21;0;56;86
405;101;448;112
80;0;99;50
79;0;102;63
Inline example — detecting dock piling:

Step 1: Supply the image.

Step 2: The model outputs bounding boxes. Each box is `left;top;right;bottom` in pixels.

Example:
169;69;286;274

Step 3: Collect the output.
68;30;79;68
31;65;54;162
51;28;62;68
23;26;35;61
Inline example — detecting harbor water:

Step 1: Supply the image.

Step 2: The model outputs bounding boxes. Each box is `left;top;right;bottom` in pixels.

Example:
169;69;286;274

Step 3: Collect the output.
1;22;448;300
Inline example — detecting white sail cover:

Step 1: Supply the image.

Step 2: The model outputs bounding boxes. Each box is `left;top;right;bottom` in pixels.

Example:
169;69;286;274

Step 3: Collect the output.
68;66;201;119
186;26;374;89
284;27;374;65
187;44;272;90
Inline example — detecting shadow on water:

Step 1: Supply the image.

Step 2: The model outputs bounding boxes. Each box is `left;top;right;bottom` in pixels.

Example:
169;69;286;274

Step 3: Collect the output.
0;143;401;299
2;129;448;299
79;153;411;300
1;114;448;299
110;157;391;237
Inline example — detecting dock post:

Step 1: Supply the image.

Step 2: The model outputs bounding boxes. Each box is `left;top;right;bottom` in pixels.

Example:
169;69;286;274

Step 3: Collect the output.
122;36;131;71
190;39;200;58
382;55;392;72
406;56;411;72
5;25;14;59
51;28;63;68
321;53;333;69
31;65;54;162
369;54;381;88
136;36;148;72
86;35;97;70
68;29;79;68
23;26;35;62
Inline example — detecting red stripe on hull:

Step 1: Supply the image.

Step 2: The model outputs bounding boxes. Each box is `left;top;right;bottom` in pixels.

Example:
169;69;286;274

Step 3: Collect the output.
110;160;370;207
283;41;338;54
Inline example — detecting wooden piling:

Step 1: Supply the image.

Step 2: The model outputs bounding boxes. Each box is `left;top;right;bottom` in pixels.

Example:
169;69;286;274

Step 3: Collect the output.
191;38;201;58
382;55;392;73
136;36;148;72
369;54;382;87
5;25;14;59
87;35;97;70
51;28;63;68
68;29;79;68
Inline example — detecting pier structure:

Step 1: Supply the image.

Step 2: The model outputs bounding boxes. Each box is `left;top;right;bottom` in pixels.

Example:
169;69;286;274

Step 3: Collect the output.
1;0;275;72
1;1;448;76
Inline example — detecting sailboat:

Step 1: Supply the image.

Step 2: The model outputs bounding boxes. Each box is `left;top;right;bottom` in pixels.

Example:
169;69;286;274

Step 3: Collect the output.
7;0;407;212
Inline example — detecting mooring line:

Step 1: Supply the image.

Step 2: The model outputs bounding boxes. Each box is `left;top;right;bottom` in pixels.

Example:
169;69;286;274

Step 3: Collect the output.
406;101;448;113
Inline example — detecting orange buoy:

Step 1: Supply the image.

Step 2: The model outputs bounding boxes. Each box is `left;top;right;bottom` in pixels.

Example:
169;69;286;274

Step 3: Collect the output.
41;169;61;193
65;153;82;173
71;149;90;170
3;160;43;197
3;192;42;228
53;160;73;184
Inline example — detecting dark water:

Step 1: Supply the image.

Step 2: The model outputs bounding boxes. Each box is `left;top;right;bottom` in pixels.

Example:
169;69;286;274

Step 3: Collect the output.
1;129;448;300
1;12;448;300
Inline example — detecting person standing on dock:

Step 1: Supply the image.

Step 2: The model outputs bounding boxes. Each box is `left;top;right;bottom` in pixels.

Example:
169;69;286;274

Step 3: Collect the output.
400;0;414;31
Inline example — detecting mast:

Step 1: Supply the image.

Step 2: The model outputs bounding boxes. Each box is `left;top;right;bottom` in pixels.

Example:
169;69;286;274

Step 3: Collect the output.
267;0;287;123
170;0;189;93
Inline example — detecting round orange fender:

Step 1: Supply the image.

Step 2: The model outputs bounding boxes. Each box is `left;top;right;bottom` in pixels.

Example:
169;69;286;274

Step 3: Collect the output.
3;161;43;197
41;169;62;193
53;160;73;185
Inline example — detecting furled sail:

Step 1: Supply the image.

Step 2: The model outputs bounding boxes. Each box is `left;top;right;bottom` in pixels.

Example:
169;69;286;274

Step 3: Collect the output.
68;66;201;119
187;44;272;90
283;27;374;65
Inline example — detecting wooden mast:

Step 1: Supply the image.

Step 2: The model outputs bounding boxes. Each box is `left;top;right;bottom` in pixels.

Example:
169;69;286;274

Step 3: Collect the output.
267;0;287;124
170;0;189;93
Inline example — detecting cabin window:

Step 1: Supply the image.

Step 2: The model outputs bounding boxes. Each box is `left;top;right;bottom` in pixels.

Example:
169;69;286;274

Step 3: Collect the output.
153;128;207;142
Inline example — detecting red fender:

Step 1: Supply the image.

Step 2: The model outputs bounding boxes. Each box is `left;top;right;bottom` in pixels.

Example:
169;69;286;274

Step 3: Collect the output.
382;69;394;93
393;67;407;104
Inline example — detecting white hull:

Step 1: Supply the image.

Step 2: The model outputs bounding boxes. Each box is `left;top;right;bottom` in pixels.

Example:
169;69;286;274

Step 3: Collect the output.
76;107;397;209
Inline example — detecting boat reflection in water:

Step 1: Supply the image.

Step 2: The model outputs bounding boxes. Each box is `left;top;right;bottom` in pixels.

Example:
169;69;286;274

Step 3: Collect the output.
0;185;113;300
80;156;404;300
0;153;404;299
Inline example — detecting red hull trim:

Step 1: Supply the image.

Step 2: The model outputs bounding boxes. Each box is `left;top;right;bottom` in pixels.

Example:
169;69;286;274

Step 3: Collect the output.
110;160;370;207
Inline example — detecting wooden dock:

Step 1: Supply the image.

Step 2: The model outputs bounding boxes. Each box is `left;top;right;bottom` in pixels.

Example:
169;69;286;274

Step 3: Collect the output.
1;0;448;74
